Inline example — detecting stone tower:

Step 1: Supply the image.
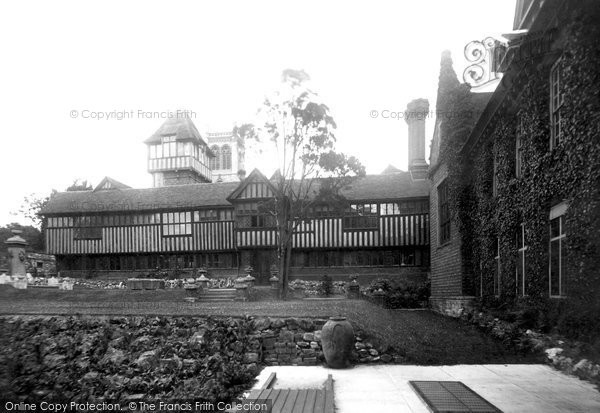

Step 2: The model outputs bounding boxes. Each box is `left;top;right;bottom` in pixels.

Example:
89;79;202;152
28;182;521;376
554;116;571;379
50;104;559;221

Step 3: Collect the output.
145;116;213;187
206;131;245;183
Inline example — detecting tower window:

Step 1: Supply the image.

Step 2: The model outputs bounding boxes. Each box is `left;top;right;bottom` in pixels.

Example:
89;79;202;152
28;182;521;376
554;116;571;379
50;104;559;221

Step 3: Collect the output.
210;145;221;170
221;144;232;170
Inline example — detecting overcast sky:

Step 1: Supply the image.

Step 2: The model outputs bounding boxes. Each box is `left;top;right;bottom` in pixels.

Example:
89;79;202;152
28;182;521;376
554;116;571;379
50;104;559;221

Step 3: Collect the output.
0;0;515;227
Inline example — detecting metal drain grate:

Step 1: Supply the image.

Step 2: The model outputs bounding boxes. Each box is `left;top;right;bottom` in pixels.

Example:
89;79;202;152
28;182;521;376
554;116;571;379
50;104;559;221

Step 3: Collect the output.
409;381;502;413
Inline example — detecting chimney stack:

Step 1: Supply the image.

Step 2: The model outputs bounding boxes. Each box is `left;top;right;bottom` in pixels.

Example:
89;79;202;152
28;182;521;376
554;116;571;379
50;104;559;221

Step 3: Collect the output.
405;98;429;180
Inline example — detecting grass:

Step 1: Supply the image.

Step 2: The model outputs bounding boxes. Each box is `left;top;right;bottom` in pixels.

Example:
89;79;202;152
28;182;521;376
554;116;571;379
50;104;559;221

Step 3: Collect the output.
0;285;542;365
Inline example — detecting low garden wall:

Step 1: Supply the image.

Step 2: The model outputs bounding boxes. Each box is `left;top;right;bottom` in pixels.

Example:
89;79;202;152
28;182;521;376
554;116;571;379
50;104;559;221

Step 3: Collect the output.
0;315;398;403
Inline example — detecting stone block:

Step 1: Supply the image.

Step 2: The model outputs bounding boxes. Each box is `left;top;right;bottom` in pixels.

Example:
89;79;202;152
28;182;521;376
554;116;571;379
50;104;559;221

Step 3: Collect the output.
263;337;276;349
298;319;314;331
302;357;317;364
302;332;314;342
310;341;320;350
253;317;271;331
313;330;322;342
244;352;260;363
280;330;294;342
302;349;316;357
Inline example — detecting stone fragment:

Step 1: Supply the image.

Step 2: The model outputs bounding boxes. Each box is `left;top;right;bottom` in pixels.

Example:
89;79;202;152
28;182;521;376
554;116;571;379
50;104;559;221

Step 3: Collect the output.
355;342;366;350
303;333;315;342
189;329;207;347
280;330;294;342
272;319;286;328
244;352;260;363
369;349;379;357
253;317;271;331
298;319;314;331
380;354;393;363
313;330;322;342
135;350;158;369
43;354;66;369
82;371;99;381
285;318;299;329
310;341;320;350
100;347;126;366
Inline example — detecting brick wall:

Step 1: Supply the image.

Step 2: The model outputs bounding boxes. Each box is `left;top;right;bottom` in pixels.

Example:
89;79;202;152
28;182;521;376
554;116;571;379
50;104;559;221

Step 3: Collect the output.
429;163;465;298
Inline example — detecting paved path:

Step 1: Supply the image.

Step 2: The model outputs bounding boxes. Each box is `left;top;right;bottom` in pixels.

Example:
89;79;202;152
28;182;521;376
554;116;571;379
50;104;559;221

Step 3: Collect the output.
251;365;600;412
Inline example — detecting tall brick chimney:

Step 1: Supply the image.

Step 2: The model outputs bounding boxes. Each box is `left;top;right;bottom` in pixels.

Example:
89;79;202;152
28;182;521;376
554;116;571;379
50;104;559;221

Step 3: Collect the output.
405;98;429;180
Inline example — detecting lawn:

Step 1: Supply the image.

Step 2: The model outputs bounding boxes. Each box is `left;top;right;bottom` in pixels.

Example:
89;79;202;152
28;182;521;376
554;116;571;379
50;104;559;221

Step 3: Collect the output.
0;285;542;365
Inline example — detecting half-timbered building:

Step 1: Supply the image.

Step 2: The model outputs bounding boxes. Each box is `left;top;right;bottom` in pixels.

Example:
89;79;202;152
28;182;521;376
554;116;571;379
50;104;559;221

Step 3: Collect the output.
42;104;432;283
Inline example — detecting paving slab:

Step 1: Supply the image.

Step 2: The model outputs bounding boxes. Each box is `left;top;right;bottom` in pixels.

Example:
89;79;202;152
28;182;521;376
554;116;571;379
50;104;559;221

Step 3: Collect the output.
251;364;600;413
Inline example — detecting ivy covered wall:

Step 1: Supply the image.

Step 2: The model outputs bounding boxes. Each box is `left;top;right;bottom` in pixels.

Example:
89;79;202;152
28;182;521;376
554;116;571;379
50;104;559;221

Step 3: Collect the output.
437;3;600;339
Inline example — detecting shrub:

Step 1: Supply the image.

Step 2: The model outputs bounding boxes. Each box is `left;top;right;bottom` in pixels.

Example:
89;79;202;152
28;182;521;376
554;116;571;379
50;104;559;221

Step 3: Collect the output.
364;278;430;309
318;274;334;297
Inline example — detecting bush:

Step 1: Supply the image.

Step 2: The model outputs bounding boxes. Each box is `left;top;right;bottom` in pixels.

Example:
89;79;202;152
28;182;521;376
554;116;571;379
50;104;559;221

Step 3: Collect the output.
364;278;430;309
318;274;333;297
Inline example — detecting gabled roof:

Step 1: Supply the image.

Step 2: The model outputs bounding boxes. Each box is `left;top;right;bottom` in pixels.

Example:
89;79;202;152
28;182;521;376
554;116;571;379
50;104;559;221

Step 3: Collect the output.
381;164;403;175
94;176;131;192
226;169;277;202
144;116;209;146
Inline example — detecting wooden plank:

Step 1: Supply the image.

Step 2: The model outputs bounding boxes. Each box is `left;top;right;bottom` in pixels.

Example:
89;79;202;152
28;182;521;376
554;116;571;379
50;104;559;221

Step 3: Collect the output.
291;390;308;413
271;389;288;413
247;389;265;400
280;389;299;413
262;373;277;389
313;390;325;413
324;375;334;413
303;389;317;413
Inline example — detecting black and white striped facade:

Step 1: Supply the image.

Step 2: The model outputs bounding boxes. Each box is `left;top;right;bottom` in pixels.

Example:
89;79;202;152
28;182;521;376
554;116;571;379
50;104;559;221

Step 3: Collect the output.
43;169;430;281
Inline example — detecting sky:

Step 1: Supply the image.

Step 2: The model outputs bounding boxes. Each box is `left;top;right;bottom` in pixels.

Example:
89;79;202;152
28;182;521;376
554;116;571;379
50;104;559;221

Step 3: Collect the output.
0;0;515;227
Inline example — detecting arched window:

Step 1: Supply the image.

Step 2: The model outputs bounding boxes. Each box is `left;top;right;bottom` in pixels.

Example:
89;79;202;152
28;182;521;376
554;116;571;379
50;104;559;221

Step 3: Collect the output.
209;145;221;170
221;145;232;170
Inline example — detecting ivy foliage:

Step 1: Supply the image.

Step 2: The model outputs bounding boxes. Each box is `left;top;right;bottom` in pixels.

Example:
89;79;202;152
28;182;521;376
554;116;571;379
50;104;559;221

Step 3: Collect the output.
438;3;600;341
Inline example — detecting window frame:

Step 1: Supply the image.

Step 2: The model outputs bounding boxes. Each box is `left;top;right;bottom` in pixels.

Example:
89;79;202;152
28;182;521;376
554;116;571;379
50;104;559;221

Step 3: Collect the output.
549;202;568;297
549;58;564;149
516;117;524;178
343;203;379;231
161;211;192;237
438;180;451;245
516;223;527;296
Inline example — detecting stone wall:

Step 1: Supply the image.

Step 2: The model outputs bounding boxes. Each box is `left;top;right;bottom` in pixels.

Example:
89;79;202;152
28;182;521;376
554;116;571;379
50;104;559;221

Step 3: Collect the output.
429;296;475;317
249;317;397;366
